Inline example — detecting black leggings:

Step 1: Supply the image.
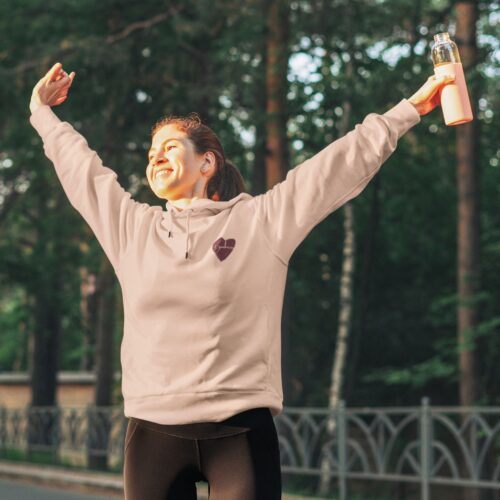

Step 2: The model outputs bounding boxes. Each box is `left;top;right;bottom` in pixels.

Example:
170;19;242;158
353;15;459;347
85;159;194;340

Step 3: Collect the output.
123;407;282;499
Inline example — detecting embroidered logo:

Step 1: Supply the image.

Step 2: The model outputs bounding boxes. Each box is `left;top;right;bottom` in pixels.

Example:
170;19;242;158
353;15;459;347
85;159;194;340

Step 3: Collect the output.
213;237;235;261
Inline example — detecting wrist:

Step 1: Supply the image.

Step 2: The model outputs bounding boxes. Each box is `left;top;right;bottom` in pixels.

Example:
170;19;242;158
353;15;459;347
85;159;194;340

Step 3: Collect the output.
407;98;423;116
29;95;44;114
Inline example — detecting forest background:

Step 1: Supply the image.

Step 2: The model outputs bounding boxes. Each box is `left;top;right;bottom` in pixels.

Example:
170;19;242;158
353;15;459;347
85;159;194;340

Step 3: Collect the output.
0;0;499;417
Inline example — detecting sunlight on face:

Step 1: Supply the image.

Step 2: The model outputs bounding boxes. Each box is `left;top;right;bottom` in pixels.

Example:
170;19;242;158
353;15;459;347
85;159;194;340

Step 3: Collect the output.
146;124;204;202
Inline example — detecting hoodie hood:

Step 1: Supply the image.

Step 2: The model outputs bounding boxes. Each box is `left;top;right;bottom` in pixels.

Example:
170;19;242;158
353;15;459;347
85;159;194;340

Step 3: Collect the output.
164;192;253;260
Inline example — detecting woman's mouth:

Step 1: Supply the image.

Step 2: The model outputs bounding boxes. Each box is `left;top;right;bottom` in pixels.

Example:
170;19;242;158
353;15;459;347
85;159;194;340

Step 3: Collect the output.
154;168;173;180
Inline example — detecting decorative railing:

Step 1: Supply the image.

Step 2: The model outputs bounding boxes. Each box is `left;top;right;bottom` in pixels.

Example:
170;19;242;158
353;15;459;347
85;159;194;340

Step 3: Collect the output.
0;404;127;469
277;399;500;499
1;399;499;499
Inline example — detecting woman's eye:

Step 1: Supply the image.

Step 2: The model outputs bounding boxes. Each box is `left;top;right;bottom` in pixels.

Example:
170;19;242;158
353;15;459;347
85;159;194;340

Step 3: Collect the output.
148;145;175;161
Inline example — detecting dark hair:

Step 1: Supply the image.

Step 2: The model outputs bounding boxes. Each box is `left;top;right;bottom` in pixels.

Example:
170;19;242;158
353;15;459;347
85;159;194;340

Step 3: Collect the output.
150;112;246;202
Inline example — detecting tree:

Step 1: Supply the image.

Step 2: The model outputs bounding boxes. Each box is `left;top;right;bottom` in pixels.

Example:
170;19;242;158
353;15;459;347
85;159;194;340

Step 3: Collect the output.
455;0;480;409
264;0;293;403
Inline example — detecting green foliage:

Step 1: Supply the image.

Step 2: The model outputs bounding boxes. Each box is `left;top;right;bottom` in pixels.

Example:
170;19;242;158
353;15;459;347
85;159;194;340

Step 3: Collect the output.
0;0;498;412
363;356;456;388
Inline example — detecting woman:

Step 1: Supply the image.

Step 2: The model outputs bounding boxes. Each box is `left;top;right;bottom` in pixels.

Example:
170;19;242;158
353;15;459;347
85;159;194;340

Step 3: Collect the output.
29;62;454;499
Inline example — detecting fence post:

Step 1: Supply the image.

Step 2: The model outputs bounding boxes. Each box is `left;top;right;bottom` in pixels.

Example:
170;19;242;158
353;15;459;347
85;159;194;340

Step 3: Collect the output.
420;397;432;500
0;405;5;451
85;404;91;467
337;400;347;500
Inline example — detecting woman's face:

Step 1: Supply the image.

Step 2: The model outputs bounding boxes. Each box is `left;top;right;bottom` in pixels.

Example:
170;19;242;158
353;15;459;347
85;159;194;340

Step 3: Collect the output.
146;124;213;202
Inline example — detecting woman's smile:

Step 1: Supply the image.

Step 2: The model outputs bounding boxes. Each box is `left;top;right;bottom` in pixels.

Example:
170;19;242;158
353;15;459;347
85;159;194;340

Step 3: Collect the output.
154;168;174;180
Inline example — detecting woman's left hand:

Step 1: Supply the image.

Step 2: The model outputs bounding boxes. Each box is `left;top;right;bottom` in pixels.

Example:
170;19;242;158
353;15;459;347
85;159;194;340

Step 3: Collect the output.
408;74;456;116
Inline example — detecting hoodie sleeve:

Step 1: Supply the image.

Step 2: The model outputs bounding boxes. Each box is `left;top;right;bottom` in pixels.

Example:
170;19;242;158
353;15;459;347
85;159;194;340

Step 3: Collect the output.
252;98;421;265
29;105;142;274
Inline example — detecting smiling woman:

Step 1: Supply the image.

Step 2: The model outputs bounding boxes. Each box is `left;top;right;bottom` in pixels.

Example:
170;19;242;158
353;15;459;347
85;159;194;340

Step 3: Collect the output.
146;112;246;210
28;60;454;500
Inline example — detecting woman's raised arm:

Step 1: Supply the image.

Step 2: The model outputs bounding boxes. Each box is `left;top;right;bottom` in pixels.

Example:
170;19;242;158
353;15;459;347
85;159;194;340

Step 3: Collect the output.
29;62;147;275
251;74;455;266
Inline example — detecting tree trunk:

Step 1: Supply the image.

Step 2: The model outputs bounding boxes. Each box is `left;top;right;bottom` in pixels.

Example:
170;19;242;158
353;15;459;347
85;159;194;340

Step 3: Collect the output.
30;296;61;407
87;257;116;471
28;242;63;454
94;259;116;408
13;290;30;372
317;45;355;497
330;201;355;409
79;239;97;372
456;0;480;410
345;176;381;403
28;179;66;453
265;0;290;186
317;1;356;492
264;0;292;405
86;64;123;468
455;2;483;499
251;0;268;197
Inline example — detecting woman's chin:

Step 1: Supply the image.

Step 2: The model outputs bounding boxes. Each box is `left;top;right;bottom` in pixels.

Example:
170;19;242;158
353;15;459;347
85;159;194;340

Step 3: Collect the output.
152;185;170;198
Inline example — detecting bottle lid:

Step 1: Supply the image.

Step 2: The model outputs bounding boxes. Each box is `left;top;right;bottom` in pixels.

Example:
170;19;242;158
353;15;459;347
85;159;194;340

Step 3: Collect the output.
434;32;451;43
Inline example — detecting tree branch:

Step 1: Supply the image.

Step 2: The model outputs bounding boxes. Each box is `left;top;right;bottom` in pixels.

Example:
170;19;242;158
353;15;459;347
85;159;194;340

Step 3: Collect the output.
105;7;183;44
2;5;185;77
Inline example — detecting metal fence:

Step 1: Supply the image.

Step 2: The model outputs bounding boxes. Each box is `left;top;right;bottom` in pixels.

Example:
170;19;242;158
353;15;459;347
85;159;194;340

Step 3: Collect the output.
278;399;500;499
1;399;500;499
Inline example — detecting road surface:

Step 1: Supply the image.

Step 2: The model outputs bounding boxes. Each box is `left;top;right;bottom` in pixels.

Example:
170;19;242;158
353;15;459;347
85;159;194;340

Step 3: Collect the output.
0;477;119;499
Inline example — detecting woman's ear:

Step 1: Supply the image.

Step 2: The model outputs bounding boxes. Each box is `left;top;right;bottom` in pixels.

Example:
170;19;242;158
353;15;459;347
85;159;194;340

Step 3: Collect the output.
206;151;216;168
202;152;217;173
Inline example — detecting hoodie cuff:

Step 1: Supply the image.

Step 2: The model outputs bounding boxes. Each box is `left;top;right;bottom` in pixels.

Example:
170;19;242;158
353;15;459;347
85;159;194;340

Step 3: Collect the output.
383;98;421;139
29;105;63;138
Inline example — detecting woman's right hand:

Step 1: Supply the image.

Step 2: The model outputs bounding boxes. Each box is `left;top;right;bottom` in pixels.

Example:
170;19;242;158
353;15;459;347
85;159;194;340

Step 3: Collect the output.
30;62;76;114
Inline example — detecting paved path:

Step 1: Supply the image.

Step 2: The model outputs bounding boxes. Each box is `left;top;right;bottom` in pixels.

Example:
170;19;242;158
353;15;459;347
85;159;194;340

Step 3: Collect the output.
0;459;319;499
0;477;116;499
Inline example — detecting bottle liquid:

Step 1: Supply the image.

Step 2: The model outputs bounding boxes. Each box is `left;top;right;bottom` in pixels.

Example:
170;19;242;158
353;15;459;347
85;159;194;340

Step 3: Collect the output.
431;32;473;126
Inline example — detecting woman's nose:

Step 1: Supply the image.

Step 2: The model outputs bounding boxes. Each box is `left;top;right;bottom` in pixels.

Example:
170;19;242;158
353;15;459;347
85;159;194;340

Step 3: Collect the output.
152;152;167;165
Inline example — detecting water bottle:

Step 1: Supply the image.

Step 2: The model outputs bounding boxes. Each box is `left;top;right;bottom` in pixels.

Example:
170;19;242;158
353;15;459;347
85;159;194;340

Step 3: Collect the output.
431;32;473;126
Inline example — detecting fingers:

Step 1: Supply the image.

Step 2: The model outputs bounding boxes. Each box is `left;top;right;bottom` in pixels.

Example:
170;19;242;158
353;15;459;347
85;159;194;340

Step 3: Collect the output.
45;68;75;102
407;73;456;116
440;74;455;82
422;74;455;100
46;63;76;87
40;63;76;107
428;74;455;82
47;62;63;83
427;74;455;87
433;74;455;87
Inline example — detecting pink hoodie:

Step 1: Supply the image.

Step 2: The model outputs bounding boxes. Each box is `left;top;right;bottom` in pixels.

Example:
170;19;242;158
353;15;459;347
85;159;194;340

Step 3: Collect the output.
30;99;420;424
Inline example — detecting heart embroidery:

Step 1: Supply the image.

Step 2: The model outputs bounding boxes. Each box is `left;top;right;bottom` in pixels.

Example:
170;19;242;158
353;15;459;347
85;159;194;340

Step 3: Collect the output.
213;237;235;261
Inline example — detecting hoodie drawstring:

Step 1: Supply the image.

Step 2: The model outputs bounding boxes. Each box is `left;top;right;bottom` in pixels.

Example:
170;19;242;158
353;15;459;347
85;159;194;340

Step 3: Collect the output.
166;204;191;260
168;209;173;238
185;209;190;259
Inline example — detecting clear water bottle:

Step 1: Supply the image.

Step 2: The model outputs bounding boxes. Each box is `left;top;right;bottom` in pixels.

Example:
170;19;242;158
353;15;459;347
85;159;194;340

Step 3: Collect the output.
431;32;473;126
